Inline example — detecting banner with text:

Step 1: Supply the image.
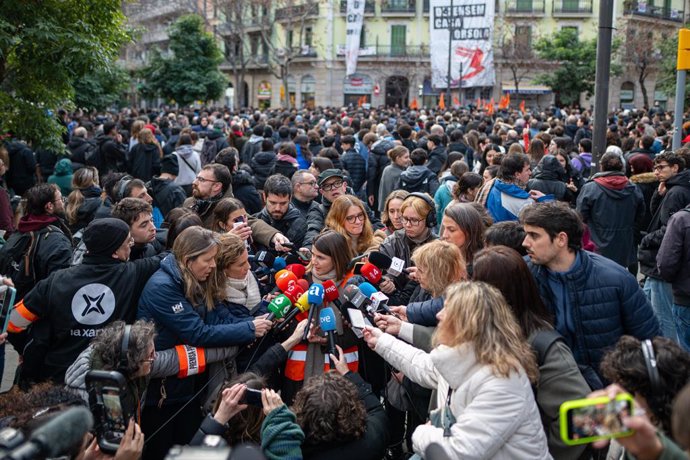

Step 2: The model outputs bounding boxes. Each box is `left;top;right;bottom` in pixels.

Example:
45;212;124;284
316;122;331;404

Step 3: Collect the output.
429;0;495;89
345;0;365;76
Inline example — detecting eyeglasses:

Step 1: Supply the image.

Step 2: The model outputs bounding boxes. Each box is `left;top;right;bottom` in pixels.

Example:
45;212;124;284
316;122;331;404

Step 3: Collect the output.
345;213;365;223
654;164;670;171
195;176;219;184
401;216;424;226
300;181;318;187
320;180;344;192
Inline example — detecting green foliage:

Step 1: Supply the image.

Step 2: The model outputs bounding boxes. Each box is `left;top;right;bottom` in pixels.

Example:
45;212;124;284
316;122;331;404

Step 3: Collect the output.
0;0;130;151
139;15;226;106
658;30;690;105
73;63;131;112
534;28;620;106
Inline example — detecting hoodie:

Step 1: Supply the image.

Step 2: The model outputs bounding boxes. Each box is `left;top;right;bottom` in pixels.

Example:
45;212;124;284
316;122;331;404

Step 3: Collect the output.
173;145;202;186
240;134;264;165
250;150;277;190
528;155;572;203
397;165;439;196
577;171;645;267
47;158;73;195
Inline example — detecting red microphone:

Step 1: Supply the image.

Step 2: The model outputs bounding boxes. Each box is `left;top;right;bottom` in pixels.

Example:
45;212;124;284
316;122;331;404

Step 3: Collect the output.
323;279;348;318
271;270;298;294
282;281;306;303
296;279;309;292
286;263;306;279
360;263;383;285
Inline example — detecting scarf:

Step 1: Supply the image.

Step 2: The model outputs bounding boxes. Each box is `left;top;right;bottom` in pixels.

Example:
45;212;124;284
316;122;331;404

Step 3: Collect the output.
191;192;223;217
226;272;262;309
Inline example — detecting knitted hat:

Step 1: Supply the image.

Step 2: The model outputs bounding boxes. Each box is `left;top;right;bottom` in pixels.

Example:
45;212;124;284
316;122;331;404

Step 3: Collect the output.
160;155;179;176
83;218;130;257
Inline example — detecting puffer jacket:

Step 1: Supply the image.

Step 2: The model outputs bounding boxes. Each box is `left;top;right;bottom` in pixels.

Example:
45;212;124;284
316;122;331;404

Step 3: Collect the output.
630;172;659;243
577;171;645;267
341;148;367;193
427;146;447;175
232;170;263;215
638;168;690;277
406;296;444;326
250;150;277;190
366;139;394;208
137;254;257;406
375;336;551;459
527;155;573;203
658;207;690;306
528;250;660;389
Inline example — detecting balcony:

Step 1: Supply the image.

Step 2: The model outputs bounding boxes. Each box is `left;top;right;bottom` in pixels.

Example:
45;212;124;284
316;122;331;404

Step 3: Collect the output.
275;3;319;21
381;0;416;14
504;0;546;15
623;1;685;22
552;0;593;15
140;29;169;45
336;44;430;59
339;0;376;14
127;1;185;22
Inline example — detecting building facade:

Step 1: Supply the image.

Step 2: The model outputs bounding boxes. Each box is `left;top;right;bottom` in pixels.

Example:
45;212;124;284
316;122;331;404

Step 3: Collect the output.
122;0;688;110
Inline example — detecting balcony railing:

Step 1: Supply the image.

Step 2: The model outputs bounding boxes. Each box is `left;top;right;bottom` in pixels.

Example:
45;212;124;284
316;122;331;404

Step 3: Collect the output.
504;0;546;14
275;3;319;20
553;0;593;14
336;44;429;58
340;0;376;14
624;1;685;21
381;0;416;13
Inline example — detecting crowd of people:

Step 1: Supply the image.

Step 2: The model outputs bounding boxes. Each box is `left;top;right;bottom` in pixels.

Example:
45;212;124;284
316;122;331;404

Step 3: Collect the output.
0;104;689;459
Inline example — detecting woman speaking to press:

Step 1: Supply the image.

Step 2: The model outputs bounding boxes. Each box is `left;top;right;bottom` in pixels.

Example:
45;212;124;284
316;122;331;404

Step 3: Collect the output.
363;282;550;459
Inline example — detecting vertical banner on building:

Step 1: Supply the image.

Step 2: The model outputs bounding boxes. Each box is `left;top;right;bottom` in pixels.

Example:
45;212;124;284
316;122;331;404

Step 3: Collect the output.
429;0;495;88
345;0;365;76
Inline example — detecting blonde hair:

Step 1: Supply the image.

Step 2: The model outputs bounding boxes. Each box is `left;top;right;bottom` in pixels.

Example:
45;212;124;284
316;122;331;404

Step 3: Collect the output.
216;232;246;271
411;241;466;297
433;281;539;383
325;195;375;255
400;194;433;221
172;226;224;310
65;166;100;225
131;120;145;139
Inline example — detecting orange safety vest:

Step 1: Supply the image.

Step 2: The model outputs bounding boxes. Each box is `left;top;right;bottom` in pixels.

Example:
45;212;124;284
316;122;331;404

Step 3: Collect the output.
285;343;359;381
7;299;38;334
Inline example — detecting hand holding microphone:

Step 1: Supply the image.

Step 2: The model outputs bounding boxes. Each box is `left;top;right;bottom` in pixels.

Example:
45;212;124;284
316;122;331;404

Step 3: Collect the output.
266;294;294;321
274;292;309;334
303;284;324;341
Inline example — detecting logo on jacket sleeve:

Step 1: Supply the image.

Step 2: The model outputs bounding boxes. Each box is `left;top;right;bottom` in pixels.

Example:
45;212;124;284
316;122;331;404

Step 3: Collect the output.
171;303;184;314
71;283;116;325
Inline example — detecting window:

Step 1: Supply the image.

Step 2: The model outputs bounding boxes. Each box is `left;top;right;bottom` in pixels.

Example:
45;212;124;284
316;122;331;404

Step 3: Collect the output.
305;27;313;47
561;25;579;34
360;25;366;48
391;25;406;56
514;25;532;49
287;30;294;48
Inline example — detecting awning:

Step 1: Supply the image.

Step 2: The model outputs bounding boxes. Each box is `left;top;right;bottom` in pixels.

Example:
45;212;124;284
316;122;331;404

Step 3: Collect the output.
502;84;552;95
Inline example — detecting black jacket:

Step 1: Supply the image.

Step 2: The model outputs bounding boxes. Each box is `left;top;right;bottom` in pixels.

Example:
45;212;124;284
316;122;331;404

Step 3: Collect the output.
255;204;308;248
68;137;96;169
206;130;230;153
148;176;187;219
68;186;103;233
366;139;394;203
427;145;448;175
270;159;298;180
658;207;690;306
129;142;160;182
638;169;690;277
341;148;367;193
96;134;127;175
527;155;574;203
397;165;439;196
5;141;36;196
250;150;277;190
291;197;319;218
21;253;163;384
630;172;659;243
232;170;263;215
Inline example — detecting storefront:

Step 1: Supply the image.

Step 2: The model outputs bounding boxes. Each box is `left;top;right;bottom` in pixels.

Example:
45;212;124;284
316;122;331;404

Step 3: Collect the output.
257;81;272;110
620;82;635;110
422;77;441;108
301;75;316;109
501;84;553;109
343;73;373;106
287;75;297;108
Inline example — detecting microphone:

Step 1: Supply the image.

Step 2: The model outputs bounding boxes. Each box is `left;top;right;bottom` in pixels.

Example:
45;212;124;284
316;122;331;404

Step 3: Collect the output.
319;307;338;369
269;270;298;294
359;282;395;315
368;251;405;277
266;294;293;321
274;292;309;333
253;250;275;268
255;256;287;277
303;284;324;341
9;406;94;459
282;281;305;304
342;284;371;312
285;263;306;279
322;280;346;316
360;263;383;285
296;279;309;292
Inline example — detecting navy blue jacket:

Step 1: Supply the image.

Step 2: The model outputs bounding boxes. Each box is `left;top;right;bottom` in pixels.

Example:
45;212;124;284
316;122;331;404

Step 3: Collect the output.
406;296;444;326
341;148;367;193
527;250;660;389
137;255;256;405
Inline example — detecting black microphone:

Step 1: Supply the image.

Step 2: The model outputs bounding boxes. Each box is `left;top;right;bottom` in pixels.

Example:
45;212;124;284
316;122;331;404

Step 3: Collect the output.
8;407;94;460
342;284;372;315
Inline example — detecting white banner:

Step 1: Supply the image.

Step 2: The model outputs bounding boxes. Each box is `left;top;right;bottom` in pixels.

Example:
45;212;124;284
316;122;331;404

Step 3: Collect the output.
429;0;495;88
345;0;365;76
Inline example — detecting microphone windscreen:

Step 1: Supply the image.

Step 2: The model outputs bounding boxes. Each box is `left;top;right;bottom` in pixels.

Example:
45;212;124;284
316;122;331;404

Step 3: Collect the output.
267;294;292;318
322;280;339;302
284;252;302;266
307;284;324;305
368;251;392;269
342;284;360;302
273;257;287;271
275;271;298;291
319;307;338;333
32;407;94;457
295;292;310;312
282;283;305;303
361;263;382;284
359;282;377;297
286;263;306;279
255;251;275;267
296;279;310;291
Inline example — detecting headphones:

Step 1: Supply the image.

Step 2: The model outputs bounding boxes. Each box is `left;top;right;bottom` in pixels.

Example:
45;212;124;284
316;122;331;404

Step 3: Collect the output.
116;175;133;202
118;324;131;374
407;192;437;228
641;339;663;406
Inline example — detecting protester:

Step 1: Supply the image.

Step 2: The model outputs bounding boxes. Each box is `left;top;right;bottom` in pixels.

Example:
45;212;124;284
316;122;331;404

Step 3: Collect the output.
381;189;409;235
325;195;384;256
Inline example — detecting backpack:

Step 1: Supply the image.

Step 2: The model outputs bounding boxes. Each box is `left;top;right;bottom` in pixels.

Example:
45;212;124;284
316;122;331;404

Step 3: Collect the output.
0;226;56;298
200;138;218;166
84;142;103;171
570;153;591;179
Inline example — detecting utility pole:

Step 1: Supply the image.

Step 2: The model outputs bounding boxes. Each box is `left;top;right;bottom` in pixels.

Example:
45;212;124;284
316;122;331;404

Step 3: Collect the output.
673;29;690;150
591;0;614;173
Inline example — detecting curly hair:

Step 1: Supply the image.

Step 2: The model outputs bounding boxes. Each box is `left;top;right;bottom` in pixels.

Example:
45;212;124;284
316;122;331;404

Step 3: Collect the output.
411;240;466;297
111;197;152;226
601;336;690;435
91;320;156;378
292;372;366;446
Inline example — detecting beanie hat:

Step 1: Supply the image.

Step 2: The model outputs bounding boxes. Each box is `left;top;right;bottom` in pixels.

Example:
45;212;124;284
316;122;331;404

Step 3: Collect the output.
83;218;130;257
160;155;179;176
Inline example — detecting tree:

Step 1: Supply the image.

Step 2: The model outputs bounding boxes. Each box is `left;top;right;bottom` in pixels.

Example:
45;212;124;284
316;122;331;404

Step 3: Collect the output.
139;14;226;106
534;28;620;106
619;21;664;108
0;1;130;150
658;29;690;106
495;19;540;97
73;63;131;111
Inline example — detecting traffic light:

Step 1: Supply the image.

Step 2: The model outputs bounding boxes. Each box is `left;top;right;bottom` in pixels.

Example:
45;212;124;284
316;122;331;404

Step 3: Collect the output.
677;29;690;71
